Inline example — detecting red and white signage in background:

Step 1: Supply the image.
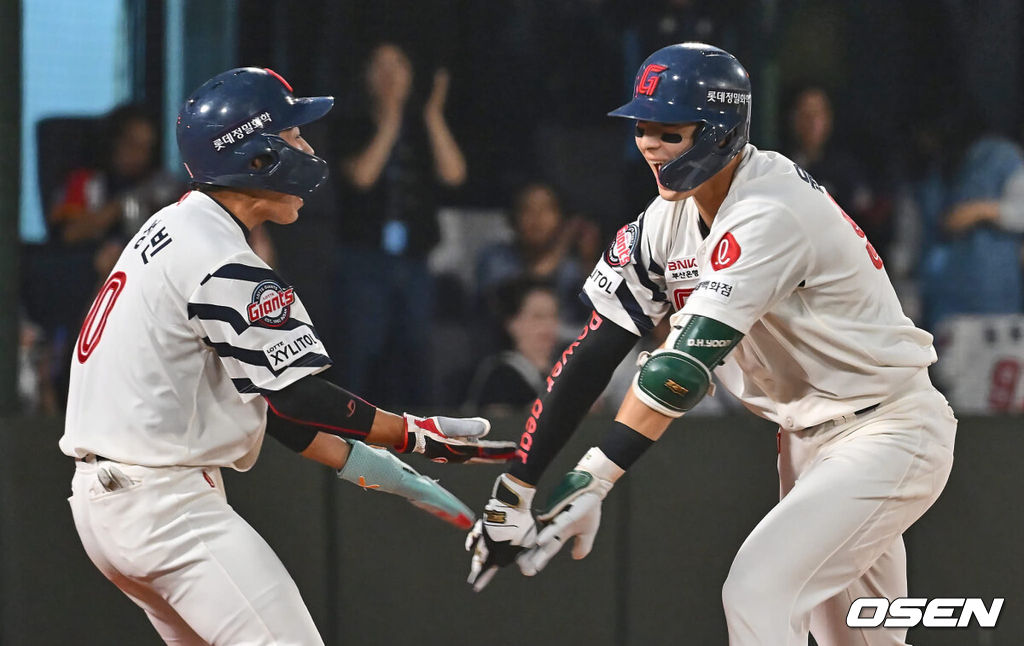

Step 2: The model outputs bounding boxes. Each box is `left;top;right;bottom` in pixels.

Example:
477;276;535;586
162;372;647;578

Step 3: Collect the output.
933;314;1024;413
710;232;741;271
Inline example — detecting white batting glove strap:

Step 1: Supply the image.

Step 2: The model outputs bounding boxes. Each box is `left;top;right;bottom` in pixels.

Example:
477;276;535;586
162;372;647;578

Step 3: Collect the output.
465;474;538;592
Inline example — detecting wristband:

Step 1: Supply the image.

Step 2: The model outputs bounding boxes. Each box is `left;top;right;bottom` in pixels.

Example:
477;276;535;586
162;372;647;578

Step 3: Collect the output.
598;421;654;471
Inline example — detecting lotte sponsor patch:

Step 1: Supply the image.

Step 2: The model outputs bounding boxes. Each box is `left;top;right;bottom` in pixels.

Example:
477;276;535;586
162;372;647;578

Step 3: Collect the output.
247;280;295;327
711;232;741;271
262;325;324;370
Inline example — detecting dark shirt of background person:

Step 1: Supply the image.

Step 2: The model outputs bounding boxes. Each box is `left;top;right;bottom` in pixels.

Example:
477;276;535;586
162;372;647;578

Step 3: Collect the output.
464;279;561;416
476;181;599;337
26;103;184;413
785;84;889;251
329;41;467;408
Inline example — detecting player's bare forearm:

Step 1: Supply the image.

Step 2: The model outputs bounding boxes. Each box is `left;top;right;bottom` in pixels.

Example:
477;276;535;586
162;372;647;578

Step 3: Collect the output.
365;409;405;447
299;432;353;469
615;387;673;441
614;328;676;441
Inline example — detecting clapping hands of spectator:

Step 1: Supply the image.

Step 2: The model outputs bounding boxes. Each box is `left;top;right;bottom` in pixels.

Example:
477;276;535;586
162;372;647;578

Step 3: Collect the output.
944;201;1000;235
424;68;450;124
368;43;412;122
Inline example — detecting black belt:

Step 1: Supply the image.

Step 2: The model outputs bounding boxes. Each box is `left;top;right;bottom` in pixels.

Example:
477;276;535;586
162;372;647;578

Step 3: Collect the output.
854;403;880;417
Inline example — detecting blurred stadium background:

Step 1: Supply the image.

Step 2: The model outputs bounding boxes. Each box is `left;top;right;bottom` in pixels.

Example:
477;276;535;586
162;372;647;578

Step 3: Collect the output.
0;1;1021;644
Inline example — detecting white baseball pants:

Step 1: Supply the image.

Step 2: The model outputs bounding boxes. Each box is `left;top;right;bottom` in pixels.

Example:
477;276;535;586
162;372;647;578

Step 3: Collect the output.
722;370;957;646
69;459;324;645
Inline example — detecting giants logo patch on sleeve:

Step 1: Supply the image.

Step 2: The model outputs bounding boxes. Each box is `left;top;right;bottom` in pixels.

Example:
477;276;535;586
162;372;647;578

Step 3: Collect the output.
247;280;295;327
263;326;324;370
604;223;640;267
711;232;741;271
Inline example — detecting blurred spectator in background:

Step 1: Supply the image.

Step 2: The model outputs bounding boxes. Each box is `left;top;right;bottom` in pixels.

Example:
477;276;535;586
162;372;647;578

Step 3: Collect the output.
906;110;1024;332
785;84;888;249
25;103;183;413
476;181;599;340
332;41;466;407
464;279;559;416
48;104;183;273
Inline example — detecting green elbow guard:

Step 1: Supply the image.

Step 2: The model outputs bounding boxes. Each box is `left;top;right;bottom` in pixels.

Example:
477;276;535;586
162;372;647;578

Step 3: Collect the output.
632;349;712;417
632;315;742;417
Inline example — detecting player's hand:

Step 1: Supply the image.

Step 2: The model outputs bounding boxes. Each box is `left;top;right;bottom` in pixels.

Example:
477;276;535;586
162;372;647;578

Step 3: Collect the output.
399;413;517;464
337;440;474;529
518;449;618;576
466;474;538;591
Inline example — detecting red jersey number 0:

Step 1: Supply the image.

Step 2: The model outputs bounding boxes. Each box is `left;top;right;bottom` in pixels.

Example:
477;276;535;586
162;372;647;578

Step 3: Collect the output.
76;271;127;363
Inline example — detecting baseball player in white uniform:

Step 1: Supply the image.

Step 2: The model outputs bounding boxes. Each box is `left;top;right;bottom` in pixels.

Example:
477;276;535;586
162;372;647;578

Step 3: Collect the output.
60;67;515;645
466;43;956;646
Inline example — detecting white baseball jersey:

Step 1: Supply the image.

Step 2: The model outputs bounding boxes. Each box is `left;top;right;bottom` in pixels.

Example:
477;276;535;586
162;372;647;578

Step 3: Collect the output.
60;191;332;469
583;144;936;430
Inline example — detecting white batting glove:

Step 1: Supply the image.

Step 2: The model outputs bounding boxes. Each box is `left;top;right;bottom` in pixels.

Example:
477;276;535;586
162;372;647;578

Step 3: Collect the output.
518;448;623;576
399;413;517;464
465;474;538;591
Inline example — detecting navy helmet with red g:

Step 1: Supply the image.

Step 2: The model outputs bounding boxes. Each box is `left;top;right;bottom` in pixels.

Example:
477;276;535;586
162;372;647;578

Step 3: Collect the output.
609;43;751;192
177;67;334;197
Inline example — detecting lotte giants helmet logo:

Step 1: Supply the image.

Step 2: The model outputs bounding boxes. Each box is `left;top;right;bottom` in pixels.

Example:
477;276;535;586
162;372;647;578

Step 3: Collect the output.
710;232;741;271
636;64;669;96
605;222;640;267
247;280;295;327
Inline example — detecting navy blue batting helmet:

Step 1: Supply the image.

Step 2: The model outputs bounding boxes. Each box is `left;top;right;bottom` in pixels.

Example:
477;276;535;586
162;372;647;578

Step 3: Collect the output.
177;67;334;196
609;43;751;192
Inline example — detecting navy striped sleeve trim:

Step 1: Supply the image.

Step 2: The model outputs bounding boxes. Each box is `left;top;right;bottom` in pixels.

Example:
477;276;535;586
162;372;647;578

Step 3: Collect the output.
232;378;271;394
202;337;284;375
649;258;665;276
627;211;666;303
291;353;333;370
229;354;331;395
188;302;314;334
614;282;655;333
579;290;596;310
207;263;284;285
204;336;332;378
189;303;250;334
632;261;667;303
614;281;655;334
